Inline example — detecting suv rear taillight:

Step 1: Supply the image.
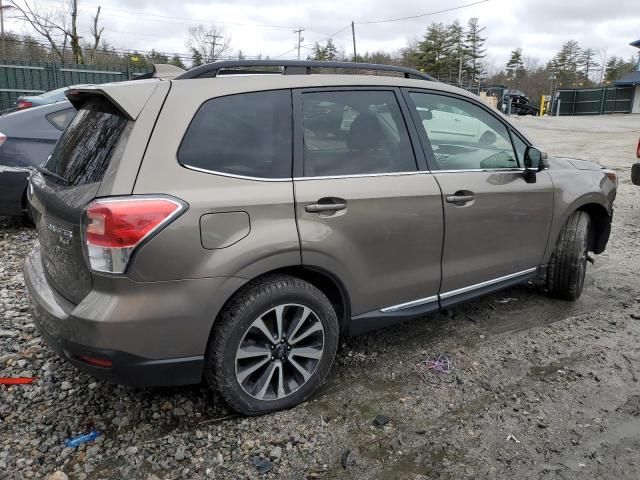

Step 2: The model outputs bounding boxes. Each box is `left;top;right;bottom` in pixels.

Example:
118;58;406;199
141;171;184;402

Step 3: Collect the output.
637;138;640;159
17;100;33;110
83;197;186;274
0;131;6;147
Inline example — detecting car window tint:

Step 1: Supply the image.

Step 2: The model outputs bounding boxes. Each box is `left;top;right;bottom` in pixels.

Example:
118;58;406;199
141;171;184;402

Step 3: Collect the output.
178;90;292;179
410;92;519;171
46;108;76;131
302;90;416;177
511;131;528;163
44;98;128;186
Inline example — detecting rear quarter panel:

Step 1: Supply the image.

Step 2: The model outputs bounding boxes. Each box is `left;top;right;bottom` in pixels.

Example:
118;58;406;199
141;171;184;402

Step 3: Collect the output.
129;80;300;283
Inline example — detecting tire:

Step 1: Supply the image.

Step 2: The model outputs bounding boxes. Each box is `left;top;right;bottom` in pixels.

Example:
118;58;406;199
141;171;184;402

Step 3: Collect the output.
546;211;591;301
205;274;339;415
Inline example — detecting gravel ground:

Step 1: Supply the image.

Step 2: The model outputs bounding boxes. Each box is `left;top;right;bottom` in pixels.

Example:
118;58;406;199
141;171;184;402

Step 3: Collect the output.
1;114;640;480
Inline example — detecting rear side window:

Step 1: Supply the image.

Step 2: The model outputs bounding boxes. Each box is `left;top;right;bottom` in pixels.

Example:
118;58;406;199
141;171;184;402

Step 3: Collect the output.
301;90;416;177
44;98;128;185
46;108;76;131
178;90;292;179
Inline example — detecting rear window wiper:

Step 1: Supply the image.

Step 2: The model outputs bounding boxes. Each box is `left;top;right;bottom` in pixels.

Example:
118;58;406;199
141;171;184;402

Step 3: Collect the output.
36;166;69;185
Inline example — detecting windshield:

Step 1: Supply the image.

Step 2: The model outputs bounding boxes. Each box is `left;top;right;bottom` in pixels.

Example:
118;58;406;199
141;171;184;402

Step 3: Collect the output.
44;97;128;186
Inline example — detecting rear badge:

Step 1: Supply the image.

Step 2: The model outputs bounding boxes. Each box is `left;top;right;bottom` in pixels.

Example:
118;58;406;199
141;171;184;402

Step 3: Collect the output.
47;223;73;245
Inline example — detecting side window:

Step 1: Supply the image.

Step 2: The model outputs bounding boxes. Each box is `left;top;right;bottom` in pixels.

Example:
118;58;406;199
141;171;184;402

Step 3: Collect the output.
178;90;292;179
301;90;416;177
511;131;528;163
46;108;76;131
409;92;519;171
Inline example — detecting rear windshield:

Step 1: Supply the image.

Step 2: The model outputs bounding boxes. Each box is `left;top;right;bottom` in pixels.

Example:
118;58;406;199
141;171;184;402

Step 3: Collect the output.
44;97;128;185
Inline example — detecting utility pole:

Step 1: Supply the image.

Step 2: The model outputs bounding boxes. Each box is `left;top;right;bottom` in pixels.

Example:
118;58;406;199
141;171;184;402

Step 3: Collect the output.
206;34;222;62
293;27;304;60
457;55;463;87
351;21;357;64
0;0;5;59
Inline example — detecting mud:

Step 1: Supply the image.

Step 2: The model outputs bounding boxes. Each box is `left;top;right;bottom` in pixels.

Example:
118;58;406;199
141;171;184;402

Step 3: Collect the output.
1;114;639;479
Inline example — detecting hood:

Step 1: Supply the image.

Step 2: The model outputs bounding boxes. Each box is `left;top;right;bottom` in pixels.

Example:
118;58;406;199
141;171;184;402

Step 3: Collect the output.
548;157;604;171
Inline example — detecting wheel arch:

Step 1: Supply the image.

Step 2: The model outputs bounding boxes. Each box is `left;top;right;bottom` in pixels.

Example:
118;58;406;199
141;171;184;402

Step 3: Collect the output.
547;194;611;262
211;265;352;342
577;202;611;254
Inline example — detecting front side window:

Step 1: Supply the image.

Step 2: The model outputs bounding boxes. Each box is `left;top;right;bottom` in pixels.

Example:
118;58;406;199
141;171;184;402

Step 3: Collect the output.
178;90;292;179
410;92;519;171
511;131;528;163
302;90;416;177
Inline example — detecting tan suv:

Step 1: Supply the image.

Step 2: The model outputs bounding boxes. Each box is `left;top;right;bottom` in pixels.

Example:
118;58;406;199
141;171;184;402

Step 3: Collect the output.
24;61;617;415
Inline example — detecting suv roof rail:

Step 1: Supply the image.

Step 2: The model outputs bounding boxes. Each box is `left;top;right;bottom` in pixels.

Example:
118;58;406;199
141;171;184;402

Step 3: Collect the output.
174;60;436;81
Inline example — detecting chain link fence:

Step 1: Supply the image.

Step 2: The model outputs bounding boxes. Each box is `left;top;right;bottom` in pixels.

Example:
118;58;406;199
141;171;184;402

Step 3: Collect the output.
0;60;152;110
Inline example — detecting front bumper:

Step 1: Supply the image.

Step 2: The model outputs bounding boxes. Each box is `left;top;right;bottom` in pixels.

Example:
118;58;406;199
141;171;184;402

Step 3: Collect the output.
24;243;245;387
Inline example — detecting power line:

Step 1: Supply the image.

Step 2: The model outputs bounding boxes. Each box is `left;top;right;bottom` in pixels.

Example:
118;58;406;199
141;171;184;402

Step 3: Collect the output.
355;0;490;25
81;3;298;30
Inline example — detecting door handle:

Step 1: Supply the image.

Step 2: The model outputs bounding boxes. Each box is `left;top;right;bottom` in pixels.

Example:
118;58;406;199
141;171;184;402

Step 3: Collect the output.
445;195;474;203
305;202;347;213
446;191;475;205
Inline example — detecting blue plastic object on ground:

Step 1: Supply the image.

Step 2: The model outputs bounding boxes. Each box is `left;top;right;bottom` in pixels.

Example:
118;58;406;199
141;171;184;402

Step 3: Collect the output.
65;431;101;448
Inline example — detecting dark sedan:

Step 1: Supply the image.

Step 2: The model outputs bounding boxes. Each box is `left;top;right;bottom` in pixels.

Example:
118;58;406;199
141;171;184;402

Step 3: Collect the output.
0;101;75;216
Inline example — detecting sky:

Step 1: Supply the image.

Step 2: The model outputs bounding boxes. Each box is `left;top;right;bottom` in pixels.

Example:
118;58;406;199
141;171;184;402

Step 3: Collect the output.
5;0;640;70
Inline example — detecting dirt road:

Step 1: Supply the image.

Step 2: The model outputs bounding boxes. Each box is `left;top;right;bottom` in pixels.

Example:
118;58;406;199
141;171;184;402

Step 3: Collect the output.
1;114;639;479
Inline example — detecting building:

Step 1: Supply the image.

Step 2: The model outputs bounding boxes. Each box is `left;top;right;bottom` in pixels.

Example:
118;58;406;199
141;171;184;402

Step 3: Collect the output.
615;39;640;113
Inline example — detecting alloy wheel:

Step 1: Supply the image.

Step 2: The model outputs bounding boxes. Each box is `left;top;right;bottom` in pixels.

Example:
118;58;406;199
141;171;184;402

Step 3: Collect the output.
234;303;325;401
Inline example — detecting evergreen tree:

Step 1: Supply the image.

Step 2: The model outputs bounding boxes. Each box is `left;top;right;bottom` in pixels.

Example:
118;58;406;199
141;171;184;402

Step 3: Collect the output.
311;38;338;61
463;17;486;82
146;49;169;64
191;47;203;67
447;20;468;83
168;54;186;69
577;48;598;85
505;48;525;86
604;56;637;83
415;23;453;79
550;40;581;87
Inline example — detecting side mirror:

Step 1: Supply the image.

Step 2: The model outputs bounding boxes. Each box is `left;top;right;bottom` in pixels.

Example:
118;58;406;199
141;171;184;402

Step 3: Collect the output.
418;108;432;121
524;146;548;172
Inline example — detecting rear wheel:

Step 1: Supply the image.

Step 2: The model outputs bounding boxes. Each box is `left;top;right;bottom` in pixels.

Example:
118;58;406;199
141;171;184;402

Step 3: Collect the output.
546;210;591;301
206;275;339;415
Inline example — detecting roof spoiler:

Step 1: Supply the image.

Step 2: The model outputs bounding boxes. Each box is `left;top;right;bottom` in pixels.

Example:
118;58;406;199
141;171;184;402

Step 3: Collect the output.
65;79;161;120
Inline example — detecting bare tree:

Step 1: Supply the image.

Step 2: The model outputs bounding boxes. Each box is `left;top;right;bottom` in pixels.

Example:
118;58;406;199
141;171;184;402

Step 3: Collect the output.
87;5;103;64
10;0;102;64
185;24;231;63
10;0;68;61
598;47;608;86
68;0;83;64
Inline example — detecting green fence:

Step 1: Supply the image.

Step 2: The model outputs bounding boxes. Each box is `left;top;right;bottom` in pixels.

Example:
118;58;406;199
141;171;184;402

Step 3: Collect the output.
554;86;635;115
0;60;152;110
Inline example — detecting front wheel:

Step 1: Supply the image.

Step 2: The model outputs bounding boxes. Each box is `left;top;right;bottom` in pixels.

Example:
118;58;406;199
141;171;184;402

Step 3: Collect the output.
546;211;591;300
205;275;339;415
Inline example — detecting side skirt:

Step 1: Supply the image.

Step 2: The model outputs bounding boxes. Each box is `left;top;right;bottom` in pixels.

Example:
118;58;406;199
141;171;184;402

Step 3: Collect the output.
349;268;538;336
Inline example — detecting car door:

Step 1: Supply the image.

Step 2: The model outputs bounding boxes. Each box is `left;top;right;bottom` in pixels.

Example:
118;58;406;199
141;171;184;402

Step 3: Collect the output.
293;88;444;326
404;90;554;306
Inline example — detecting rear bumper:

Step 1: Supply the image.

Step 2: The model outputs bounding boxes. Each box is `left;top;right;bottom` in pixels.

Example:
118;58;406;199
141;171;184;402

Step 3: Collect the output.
36;326;203;387
24;242;245;387
632;162;640;186
0;166;29;216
